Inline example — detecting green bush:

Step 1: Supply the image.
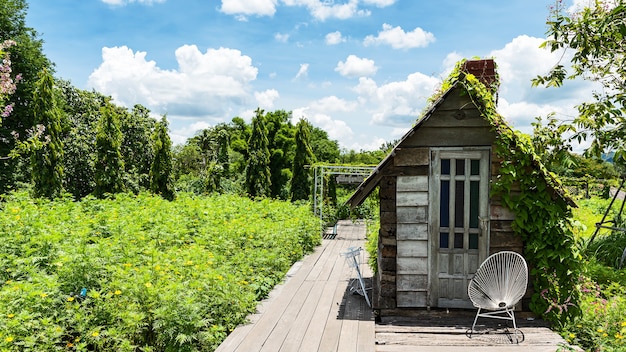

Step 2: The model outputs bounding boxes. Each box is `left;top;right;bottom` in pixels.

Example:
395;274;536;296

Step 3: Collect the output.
0;191;320;351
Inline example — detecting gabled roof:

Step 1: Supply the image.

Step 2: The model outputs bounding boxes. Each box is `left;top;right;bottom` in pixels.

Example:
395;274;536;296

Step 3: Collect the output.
346;59;576;209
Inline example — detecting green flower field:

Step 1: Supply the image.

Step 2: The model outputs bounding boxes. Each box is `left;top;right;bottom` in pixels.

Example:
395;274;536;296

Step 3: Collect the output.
0;191;321;351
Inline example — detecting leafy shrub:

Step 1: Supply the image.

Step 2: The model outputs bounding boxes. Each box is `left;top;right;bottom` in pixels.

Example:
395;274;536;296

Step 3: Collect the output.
0;191;320;351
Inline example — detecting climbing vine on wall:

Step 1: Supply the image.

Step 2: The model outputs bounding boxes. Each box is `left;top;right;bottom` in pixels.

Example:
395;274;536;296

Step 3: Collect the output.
447;60;582;325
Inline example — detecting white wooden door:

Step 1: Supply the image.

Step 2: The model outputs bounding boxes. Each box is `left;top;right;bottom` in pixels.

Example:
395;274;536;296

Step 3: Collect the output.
430;148;490;308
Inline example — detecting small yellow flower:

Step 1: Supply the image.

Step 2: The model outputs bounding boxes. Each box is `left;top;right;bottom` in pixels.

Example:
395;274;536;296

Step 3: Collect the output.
91;331;99;337
603;333;608;337
616;333;624;339
5;336;14;343
597;328;604;333
145;282;152;288
40;293;48;298
67;296;75;302
622;322;626;327
7;313;14;318
114;290;122;295
123;263;132;268
568;333;576;339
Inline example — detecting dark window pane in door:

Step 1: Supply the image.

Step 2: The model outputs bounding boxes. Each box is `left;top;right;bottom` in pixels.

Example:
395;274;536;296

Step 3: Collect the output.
456;159;465;175
469;181;479;228
471;159;480;175
454;233;464;249
440;233;449;248
441;159;450;175
455;180;464;227
469;233;479;249
440;180;450;227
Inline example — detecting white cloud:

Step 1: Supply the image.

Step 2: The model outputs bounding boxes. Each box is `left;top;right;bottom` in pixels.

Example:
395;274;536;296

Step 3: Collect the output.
275;33;289;42
335;55;378;78
362;0;396;6
219;0;278;17
364;23;435;49
294;63;309;80
101;0;165;5
88;45;258;120
292;107;354;141
282;0;395;21
310;96;358;113
354;72;440;125
255;89;280;109
325;31;346;45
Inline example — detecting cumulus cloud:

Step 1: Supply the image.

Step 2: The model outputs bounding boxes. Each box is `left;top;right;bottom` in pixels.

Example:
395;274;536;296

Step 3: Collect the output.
354;72;440;125
88;45;258;121
335;55;378;78
292;107;354;141
481;34;600;140
101;0;165;5
325;31;346;45
364;23;435;49
219;0;278;18
255;89;280;109
281;0;396;21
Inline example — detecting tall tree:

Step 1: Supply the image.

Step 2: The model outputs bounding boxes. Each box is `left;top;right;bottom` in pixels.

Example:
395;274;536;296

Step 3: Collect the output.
56;81;102;198
265;110;295;199
120;104;156;192
534;0;626;166
290;119;316;201
94;103;125;197
31;68;64;199
0;0;52;193
149;116;174;200
245;108;271;198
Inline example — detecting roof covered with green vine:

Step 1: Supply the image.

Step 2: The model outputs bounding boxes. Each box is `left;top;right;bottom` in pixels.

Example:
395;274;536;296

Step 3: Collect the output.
346;58;575;209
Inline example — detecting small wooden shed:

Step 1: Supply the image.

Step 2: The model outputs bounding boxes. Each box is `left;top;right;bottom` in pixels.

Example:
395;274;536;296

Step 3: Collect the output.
346;59;574;315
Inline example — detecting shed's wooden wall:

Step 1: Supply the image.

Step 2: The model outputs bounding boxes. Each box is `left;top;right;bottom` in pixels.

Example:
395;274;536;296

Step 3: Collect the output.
372;85;527;313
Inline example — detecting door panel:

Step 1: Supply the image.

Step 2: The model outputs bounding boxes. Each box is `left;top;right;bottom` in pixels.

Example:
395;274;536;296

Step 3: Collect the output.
430;148;490;308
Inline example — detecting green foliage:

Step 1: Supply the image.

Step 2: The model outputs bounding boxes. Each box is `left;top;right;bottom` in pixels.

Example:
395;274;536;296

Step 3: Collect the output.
94;104;125;197
558;265;626;351
0;191;321;351
446;59;582;324
535;0;626;167
120;105;156;193
30;68;64;199
149;116;174;201
291;119;316;201
0;0;52;193
245;108;271;198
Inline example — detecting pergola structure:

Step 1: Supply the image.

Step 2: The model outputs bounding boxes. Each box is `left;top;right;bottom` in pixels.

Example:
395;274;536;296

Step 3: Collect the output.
312;164;375;227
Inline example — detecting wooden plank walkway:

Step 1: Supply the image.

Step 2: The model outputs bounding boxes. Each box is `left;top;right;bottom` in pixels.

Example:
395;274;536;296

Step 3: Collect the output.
215;220;375;352
216;220;579;352
375;311;581;351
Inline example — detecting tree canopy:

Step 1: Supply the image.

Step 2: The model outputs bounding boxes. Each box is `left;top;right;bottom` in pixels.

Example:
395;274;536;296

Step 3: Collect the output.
534;0;626;167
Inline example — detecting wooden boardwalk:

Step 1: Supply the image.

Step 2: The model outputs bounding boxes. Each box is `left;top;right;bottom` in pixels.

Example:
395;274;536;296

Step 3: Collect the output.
216;220;578;352
215;220;375;352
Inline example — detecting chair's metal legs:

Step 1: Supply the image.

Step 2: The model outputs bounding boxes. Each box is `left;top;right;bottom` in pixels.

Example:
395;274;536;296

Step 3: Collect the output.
467;307;524;344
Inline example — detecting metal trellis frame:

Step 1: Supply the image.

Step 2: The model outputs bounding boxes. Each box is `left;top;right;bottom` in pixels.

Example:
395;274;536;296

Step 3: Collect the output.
312;165;375;228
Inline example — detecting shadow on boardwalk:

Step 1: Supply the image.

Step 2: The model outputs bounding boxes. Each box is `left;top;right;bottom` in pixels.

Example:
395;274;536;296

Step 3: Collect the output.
216;220;579;352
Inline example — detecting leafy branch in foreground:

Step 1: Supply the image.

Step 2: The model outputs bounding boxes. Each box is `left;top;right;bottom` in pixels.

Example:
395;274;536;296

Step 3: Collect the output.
533;0;626;167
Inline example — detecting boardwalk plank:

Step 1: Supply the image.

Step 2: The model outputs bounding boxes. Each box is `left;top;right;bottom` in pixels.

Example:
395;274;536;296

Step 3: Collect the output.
217;220;375;352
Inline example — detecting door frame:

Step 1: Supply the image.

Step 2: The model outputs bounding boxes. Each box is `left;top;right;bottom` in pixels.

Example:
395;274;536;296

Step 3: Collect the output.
428;146;491;308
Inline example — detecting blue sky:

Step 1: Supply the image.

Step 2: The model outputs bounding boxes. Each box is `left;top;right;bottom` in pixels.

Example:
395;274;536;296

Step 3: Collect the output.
25;0;595;149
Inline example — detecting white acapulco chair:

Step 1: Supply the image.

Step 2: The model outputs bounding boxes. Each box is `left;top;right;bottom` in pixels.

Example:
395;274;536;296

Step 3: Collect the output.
467;250;528;343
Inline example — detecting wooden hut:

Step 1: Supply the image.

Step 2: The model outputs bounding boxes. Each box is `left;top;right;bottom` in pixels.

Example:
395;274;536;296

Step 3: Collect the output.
346;59;574;316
